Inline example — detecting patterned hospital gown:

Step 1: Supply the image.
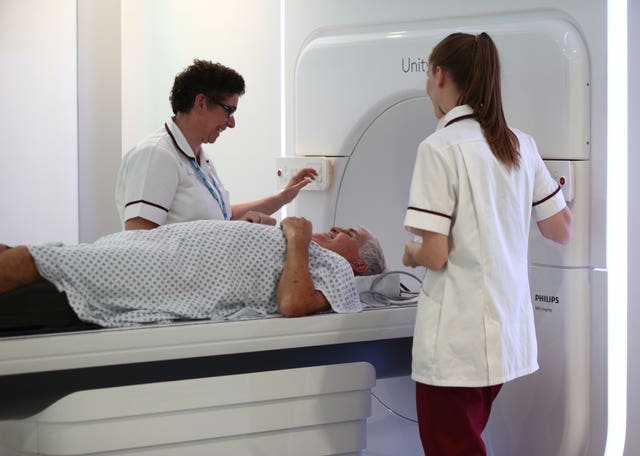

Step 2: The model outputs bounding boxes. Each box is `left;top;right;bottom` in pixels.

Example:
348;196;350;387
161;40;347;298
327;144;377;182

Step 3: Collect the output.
28;220;361;327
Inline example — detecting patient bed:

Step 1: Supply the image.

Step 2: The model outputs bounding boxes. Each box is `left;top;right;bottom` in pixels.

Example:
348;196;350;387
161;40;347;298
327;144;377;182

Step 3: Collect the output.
0;274;416;423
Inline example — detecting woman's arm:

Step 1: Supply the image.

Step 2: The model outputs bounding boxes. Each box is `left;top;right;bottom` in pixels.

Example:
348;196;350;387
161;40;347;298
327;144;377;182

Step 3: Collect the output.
231;168;318;219
237;211;276;225
124;217;160;231
403;230;449;270
537;206;574;244
276;217;330;317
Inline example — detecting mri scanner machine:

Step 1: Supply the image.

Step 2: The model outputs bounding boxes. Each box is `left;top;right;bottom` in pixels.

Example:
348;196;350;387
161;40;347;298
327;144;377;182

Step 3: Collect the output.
0;13;603;456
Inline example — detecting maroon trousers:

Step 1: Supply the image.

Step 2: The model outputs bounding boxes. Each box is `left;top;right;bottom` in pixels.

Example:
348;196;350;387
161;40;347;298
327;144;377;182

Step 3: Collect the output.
415;382;503;456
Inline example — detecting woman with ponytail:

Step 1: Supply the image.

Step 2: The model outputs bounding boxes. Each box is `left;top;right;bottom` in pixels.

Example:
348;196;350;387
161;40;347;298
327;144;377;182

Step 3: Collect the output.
402;32;574;454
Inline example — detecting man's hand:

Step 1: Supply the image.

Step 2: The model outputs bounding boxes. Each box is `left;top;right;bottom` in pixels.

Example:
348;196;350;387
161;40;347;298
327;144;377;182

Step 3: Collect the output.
277;216;329;317
240;211;276;226
280;217;312;244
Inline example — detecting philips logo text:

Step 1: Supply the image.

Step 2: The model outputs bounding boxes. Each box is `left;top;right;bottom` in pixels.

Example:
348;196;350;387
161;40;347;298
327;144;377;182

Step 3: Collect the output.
534;294;559;304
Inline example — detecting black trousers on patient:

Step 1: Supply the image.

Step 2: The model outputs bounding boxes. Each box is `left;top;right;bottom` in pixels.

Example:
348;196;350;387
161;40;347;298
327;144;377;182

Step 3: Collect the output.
0;282;98;336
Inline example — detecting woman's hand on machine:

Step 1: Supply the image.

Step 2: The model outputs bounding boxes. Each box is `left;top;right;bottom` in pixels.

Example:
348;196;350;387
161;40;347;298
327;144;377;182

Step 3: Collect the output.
281;168;318;203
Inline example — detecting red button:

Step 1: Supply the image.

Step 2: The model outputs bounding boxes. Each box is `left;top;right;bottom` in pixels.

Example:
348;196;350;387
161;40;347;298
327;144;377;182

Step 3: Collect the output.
559;177;566;185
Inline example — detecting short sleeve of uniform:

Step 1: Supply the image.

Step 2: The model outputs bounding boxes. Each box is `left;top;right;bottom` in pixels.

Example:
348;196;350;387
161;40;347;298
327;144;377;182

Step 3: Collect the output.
120;145;180;226
404;139;455;235
528;136;567;221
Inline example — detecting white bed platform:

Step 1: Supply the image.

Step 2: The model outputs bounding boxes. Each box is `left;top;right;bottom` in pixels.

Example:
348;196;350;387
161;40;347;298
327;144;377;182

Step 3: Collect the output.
0;305;415;377
0;306;415;424
0;307;414;455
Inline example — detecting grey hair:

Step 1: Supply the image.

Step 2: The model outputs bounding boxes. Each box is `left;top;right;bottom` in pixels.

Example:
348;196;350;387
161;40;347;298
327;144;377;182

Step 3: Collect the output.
357;226;386;276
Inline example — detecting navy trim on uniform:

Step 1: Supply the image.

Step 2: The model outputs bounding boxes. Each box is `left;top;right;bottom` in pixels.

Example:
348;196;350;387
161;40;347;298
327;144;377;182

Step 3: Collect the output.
532;185;562;207
165;122;193;160
445;114;475;127
165;123;228;219
125;199;169;213
407;206;453;220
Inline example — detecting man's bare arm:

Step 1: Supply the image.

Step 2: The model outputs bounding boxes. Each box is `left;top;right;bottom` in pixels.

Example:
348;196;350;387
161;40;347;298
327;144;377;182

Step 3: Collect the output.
0;246;44;293
276;217;330;317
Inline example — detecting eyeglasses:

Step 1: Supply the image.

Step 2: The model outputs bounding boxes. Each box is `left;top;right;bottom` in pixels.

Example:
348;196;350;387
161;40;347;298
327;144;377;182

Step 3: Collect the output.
213;101;237;118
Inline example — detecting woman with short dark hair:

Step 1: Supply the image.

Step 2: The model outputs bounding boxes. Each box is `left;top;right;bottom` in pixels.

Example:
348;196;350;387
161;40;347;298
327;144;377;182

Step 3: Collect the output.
116;59;316;231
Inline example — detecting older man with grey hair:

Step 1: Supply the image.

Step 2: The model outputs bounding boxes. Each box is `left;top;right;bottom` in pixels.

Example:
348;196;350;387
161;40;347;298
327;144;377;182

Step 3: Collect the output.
0;217;386;328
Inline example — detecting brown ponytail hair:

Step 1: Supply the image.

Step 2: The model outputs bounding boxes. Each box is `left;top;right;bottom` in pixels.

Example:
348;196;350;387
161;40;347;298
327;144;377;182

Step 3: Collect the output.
429;32;520;169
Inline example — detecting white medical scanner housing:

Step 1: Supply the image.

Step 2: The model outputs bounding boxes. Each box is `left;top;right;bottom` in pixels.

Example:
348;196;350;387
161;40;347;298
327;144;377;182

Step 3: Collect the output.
290;15;595;456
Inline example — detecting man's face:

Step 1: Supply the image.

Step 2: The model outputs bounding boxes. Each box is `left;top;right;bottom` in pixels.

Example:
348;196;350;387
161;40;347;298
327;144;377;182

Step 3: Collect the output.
312;226;369;267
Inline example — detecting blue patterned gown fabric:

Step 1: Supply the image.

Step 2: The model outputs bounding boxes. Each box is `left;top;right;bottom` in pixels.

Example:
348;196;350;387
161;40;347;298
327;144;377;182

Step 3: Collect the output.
28;220;361;327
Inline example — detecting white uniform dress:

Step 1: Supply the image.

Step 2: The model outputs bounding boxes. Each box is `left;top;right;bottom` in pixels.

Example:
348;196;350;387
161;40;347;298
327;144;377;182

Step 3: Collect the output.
28;220;361;327
404;105;566;387
115;118;231;227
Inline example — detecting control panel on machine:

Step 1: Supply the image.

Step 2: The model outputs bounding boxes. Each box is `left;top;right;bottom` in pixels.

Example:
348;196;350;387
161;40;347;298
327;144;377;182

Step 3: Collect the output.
545;160;575;202
276;157;333;191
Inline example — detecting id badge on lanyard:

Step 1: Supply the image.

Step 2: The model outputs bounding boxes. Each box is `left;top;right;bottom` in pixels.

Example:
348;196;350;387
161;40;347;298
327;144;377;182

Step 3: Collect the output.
189;159;229;220
164;122;230;220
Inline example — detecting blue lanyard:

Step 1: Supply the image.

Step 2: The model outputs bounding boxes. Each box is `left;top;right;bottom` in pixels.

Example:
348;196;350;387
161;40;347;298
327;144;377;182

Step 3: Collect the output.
164;122;229;220
189;159;229;220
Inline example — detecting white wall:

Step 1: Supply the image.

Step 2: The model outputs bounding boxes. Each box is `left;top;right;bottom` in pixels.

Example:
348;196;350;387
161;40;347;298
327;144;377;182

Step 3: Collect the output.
77;0;122;241
0;0;78;245
625;0;639;453
121;0;282;213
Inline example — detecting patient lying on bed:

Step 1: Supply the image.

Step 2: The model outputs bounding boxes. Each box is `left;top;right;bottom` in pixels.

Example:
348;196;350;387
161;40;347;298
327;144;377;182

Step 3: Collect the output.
0;217;385;327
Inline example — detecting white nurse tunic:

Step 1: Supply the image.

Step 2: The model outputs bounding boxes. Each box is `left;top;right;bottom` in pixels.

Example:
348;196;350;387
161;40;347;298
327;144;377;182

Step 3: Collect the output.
404;105;567;387
115;118;231;227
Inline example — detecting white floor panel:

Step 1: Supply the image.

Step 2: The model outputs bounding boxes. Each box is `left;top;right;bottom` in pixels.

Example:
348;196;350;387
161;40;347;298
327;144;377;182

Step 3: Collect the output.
0;363;375;456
